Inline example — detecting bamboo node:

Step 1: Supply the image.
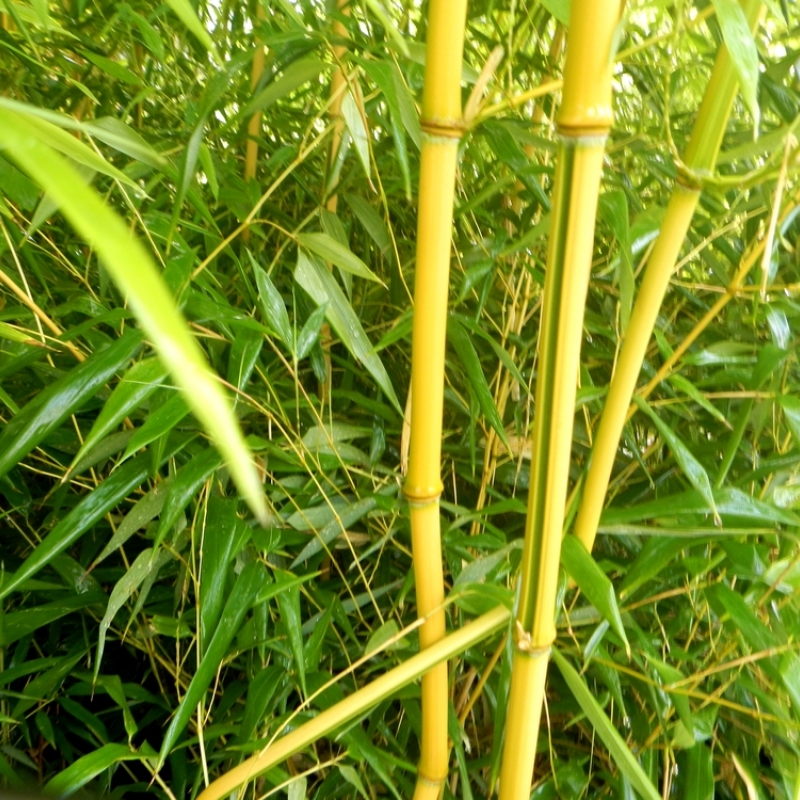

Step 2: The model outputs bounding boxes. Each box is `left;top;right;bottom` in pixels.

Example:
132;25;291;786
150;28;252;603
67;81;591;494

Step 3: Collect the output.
403;481;444;506
420;117;465;140
513;621;552;659
415;769;446;788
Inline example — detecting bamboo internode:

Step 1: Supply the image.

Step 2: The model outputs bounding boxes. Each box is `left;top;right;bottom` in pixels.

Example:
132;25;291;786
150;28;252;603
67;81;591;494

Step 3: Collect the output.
572;0;764;556
404;0;468;796
497;3;619;797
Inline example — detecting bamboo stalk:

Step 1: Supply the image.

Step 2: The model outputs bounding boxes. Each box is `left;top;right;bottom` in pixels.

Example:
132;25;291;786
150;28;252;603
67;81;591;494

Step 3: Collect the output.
242;3;266;245
572;0;764;555
195;606;510;800
403;0;468;796
497;4;619;798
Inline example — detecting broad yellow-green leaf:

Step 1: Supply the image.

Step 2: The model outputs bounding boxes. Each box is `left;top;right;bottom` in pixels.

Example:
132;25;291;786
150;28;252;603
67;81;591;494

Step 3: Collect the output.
297;232;383;284
711;0;760;133
164;0;221;63
295;251;401;413
0;106;269;526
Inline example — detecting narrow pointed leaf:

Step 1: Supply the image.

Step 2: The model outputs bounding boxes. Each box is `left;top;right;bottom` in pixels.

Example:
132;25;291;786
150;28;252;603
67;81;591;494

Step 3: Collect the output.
295;251;400;413
0;103;268;526
251;253;293;347
164;0;221;63
552;648;661;800
561;536;629;656
297;232;383;284
44;744;147;797
0;330;143;481
157;561;267;768
72;357;169;469
634;396;720;524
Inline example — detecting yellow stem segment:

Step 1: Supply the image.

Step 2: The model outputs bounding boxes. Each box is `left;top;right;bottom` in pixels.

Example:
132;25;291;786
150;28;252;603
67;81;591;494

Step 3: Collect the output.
498;3;619;797
572;0;764;554
195;606;510;800
404;0;467;795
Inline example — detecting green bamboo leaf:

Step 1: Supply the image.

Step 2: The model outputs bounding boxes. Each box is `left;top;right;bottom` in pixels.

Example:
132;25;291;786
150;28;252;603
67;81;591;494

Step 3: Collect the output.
361;0;409;56
91;674;138;743
71;357;169;471
0;438;189;603
618;537;688;600
200;497;249;650
243;58;329;116
235;665;286;745
779;395;800;447
551;648;661;800
667;374;730;428
44;743;147;797
291;496;378;565
157;560;267;768
358;59;412;198
154;447;223;548
164;0;221;63
84;116;166;168
297;232;383;284
0;107;269;525
343;193;392;253
711;0;760;133
122;393;190;460
646;656;694;734
602;487;800;528
561;536;630;657
0;330;143;481
92;478;173;567
448;317;510;450
0;103;140;189
95;547;172;678
0;593;105;647
341;89;372;180
294;251;400;413
676;744;714;800
79;49;142;86
292;303;326;360
276;572;307;696
250;253;293;347
633;395;720;525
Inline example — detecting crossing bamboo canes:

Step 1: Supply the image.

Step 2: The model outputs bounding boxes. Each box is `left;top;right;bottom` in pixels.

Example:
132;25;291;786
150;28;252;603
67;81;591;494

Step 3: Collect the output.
572;0;763;554
403;0;468;796
196;606;510;800
497;4;619;798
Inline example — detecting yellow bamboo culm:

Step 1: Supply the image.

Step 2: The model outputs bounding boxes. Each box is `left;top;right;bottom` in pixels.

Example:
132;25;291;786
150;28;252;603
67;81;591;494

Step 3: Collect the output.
403;0;468;796
572;0;764;555
497;4;619;798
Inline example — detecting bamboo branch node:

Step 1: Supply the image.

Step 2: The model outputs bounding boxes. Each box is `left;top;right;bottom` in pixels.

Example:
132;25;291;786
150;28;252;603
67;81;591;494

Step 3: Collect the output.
513;620;552;659
420;117;465;140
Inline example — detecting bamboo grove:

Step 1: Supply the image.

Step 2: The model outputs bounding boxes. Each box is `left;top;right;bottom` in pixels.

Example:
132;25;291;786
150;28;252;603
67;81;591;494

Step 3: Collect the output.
0;1;799;799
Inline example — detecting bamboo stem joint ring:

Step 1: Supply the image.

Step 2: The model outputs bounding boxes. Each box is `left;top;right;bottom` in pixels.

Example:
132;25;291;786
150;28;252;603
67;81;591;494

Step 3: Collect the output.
420;116;465;140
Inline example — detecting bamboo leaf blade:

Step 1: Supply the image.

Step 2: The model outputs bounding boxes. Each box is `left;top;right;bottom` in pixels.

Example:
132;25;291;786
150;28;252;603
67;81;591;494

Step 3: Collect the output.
70;357;169;471
0;330;143;481
633;396;720;525
0;109;269;525
294;251;400;413
157;560;267;769
560;536;629;656
551;648;661;800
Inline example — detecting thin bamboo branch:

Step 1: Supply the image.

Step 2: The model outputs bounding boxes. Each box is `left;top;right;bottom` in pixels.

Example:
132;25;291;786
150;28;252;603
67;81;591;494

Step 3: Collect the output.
572;0;764;555
194;606;510;800
497;3;619;798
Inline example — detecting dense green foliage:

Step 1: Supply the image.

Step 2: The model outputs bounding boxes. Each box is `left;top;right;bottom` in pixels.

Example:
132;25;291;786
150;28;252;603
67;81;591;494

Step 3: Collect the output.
1;1;800;798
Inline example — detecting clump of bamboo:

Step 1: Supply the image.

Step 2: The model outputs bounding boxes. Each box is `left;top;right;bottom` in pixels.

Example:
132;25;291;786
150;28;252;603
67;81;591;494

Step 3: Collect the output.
403;0;468;795
497;4;619;798
572;0;764;555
